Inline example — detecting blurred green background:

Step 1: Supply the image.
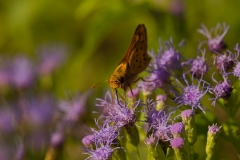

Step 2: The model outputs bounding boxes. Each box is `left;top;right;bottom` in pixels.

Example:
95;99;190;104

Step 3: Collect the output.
1;0;240;159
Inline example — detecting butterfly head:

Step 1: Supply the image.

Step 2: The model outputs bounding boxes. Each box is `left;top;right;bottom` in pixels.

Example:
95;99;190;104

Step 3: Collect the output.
108;75;125;89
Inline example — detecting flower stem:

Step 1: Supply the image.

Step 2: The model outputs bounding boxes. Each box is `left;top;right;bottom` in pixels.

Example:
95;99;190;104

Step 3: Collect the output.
135;146;141;160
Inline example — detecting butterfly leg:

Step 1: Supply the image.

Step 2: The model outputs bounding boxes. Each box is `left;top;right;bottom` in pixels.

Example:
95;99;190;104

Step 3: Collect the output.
129;85;135;102
115;89;123;107
134;77;154;83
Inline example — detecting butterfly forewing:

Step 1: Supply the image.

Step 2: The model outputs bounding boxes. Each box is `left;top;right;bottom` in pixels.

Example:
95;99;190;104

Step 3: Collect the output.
127;25;151;74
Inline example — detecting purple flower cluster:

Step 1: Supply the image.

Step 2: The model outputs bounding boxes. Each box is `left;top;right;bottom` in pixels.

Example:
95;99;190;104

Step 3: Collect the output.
83;23;240;159
1;23;238;159
0;45;67;89
0;45;82;159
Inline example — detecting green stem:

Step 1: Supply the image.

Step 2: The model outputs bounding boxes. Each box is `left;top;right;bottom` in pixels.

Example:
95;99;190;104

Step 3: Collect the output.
147;151;151;160
135;146;141;160
190;145;195;160
120;130;130;160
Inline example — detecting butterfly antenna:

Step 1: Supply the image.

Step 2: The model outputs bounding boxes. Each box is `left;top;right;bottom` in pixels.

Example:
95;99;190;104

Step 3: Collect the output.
91;80;108;88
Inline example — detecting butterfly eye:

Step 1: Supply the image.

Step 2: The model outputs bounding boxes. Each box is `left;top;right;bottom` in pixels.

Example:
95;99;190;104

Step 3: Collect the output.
120;77;125;84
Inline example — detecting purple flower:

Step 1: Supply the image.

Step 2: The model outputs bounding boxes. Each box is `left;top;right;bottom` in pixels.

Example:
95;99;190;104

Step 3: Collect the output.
138;67;171;95
182;50;209;79
146;102;173;141
50;131;64;149
0;108;17;134
82;134;95;148
170;137;188;160
232;44;240;78
126;88;139;98
89;122;119;145
208;124;221;134
59;91;91;123
153;38;184;70
173;74;209;112
170;137;184;149
36;45;67;75
83;122;121;160
9;55;36;88
145;135;156;146
181;109;194;120
96;92;138;128
214;51;234;74
181;109;197;144
233;61;240;79
156;94;167;102
170;122;185;136
83;143;115;160
206;124;222;159
20;95;55;129
198;23;229;53
210;75;233;106
139;38;185;95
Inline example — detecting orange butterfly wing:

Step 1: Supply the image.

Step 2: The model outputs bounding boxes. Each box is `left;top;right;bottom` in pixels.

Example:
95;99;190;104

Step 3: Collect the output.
119;24;151;74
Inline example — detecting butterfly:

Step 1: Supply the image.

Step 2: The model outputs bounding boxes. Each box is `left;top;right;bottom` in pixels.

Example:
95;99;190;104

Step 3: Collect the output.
108;24;151;94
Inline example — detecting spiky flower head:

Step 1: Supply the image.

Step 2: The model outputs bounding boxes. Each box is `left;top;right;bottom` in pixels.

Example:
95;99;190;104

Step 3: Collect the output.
198;23;229;53
183;50;209;79
173;74;208;113
83;142;115;160
139;38;185;95
83;122;121;160
145;101;173;141
156;38;184;70
59;91;91;123
232;44;240;79
210;75;233;106
208;124;222;135
96;92;138;128
88;122;119;146
139;66;171;95
214;52;234;74
233;61;240;79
